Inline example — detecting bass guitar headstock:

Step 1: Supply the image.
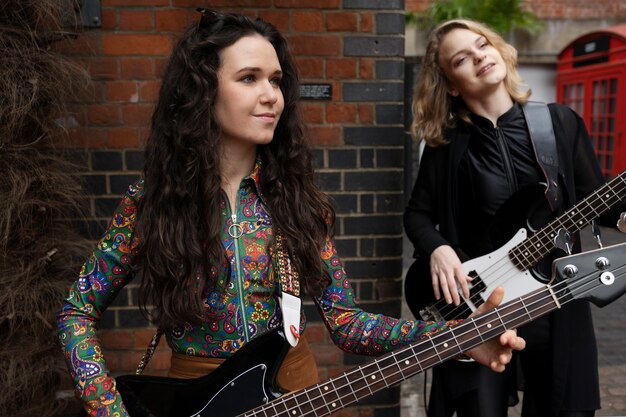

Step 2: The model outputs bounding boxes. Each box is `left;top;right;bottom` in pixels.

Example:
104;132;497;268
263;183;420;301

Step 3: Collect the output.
552;242;626;308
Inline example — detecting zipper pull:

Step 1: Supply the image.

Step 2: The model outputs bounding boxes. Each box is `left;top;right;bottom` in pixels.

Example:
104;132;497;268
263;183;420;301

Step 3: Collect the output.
228;213;243;238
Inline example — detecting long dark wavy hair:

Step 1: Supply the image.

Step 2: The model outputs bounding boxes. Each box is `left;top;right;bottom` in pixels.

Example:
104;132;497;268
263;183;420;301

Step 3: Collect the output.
136;11;335;329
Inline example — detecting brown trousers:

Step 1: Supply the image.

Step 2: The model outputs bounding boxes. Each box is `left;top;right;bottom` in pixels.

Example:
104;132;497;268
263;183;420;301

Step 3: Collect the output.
168;334;319;392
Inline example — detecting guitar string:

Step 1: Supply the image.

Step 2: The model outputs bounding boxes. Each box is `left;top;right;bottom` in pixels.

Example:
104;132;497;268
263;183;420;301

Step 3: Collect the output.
246;263;626;417
432;176;626;320
247;266;626;417
319;266;625;416
422;175;626;321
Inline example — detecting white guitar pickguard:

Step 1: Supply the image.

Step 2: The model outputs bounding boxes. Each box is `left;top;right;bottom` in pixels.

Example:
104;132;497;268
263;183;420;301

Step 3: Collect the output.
461;228;542;309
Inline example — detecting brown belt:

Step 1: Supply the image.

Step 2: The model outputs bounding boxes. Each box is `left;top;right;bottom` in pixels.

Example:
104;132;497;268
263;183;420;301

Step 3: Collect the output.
168;334;319;392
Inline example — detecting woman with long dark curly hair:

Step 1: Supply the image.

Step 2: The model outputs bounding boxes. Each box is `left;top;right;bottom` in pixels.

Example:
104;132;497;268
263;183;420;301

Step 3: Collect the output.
57;10;524;416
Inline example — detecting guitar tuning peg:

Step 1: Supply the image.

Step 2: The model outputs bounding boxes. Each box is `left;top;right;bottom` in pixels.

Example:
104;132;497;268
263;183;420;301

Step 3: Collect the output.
617;212;626;234
591;219;603;248
554;228;573;255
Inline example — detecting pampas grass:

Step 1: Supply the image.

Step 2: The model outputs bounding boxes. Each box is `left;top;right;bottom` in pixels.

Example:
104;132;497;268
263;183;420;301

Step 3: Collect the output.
0;1;93;415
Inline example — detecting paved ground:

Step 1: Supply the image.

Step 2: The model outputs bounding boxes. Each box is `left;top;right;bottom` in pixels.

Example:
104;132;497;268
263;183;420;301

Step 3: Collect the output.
400;225;626;417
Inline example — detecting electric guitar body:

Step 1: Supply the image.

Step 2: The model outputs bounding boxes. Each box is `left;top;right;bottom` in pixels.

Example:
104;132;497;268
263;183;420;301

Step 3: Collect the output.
405;171;626;321
117;330;290;417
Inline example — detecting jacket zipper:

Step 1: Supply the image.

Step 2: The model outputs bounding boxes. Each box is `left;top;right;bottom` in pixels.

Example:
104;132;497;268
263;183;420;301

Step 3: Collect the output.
228;191;250;342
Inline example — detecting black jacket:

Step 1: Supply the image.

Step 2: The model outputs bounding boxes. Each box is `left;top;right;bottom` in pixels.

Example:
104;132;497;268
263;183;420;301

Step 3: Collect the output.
404;102;625;412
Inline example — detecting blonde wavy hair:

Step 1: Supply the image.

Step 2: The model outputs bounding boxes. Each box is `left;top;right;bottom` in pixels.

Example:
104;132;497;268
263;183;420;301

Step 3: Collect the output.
411;19;531;147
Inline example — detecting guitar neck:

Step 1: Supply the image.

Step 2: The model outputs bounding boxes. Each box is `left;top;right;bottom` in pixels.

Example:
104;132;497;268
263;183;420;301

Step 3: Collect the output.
511;172;626;270
241;285;565;417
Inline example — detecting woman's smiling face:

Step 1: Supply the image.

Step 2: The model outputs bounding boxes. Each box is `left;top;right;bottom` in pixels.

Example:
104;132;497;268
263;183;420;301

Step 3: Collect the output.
214;34;285;148
437;28;508;100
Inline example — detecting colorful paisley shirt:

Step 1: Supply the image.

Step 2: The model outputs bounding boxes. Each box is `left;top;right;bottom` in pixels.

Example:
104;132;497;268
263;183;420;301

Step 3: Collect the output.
57;160;457;417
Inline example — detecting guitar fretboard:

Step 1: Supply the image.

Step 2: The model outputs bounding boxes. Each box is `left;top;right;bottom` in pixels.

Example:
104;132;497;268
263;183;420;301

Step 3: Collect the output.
509;171;626;270
241;286;566;417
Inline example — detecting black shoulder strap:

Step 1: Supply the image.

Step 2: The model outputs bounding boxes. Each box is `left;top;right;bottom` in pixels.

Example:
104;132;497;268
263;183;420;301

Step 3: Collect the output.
522;101;561;212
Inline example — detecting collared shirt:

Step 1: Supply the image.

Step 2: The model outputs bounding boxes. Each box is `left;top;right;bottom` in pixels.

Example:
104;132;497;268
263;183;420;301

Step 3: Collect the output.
57;159;455;416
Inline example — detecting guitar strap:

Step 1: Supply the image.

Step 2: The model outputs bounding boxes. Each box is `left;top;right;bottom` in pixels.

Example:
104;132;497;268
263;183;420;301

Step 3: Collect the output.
135;228;302;374
522;101;562;212
274;228;302;348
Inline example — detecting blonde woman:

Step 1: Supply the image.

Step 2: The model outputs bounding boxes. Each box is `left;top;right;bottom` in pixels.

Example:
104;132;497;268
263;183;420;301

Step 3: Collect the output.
405;19;624;417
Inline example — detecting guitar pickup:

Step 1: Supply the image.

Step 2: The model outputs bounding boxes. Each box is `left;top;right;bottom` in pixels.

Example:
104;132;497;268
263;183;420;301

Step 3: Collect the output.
466;270;487;309
468;270;486;294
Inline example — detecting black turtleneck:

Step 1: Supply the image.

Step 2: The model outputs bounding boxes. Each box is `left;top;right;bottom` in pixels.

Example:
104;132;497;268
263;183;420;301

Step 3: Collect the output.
457;103;543;257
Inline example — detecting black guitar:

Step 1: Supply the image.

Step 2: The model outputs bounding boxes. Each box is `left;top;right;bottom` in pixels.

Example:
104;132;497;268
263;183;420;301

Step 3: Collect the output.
405;170;626;321
116;243;626;417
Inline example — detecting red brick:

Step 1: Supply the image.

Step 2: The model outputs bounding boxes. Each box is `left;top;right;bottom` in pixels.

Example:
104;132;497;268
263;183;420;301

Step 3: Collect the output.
358;104;374;124
85;128;109;147
154;58;169;77
109;127;141;148
100;329;136;349
405;0;430;12
139;80;161;102
140;127;151;145
288;35;341;56
176;0;271;6
133;328;161;348
331;80;342;100
295;57;324;78
103;34;171;56
100;8;117;30
102;351;121;370
258;11;290;32
293;11;323;33
275;0;340;8
303;324;330;344
89;57;119;80
88;104;122;126
327;12;358;32
122;104;154;126
301;103;325;124
106;81;139;102
83;81;105;104
359;58;374;79
306;125;341;146
312;344;342;365
327;103;357;123
155;9;191;32
120;57;155;79
65;128;87;147
103;0;168;5
327;58;357;79
119;349;143;372
361;13;373;33
119;9;154;31
54;32;102;56
145;350;171;371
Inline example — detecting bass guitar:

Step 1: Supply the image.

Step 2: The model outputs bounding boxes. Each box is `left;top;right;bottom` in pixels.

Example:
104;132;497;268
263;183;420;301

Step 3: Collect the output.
405;170;626;321
116;243;626;417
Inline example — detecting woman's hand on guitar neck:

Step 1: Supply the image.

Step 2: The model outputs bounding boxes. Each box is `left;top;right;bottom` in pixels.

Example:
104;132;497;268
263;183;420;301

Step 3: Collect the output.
466;286;526;372
430;245;473;305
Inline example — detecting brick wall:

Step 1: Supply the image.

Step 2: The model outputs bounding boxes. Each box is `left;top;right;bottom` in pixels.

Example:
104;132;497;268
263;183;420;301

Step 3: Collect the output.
406;0;626;18
60;1;407;416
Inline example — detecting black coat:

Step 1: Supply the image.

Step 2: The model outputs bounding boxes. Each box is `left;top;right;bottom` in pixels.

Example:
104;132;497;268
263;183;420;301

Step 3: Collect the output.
404;103;626;413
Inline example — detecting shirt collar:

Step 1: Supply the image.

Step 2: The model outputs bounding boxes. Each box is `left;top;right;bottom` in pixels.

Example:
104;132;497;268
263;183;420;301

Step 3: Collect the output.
469;102;521;129
244;156;266;203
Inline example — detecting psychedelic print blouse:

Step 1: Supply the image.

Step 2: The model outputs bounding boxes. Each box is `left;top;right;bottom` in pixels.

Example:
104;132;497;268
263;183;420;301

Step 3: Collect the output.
57;160;456;417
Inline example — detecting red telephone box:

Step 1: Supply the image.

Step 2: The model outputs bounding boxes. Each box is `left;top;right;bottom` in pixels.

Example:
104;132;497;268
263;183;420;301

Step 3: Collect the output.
556;24;626;178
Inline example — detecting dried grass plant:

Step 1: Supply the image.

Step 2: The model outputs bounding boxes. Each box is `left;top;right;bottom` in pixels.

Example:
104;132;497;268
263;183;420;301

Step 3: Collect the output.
0;1;93;415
